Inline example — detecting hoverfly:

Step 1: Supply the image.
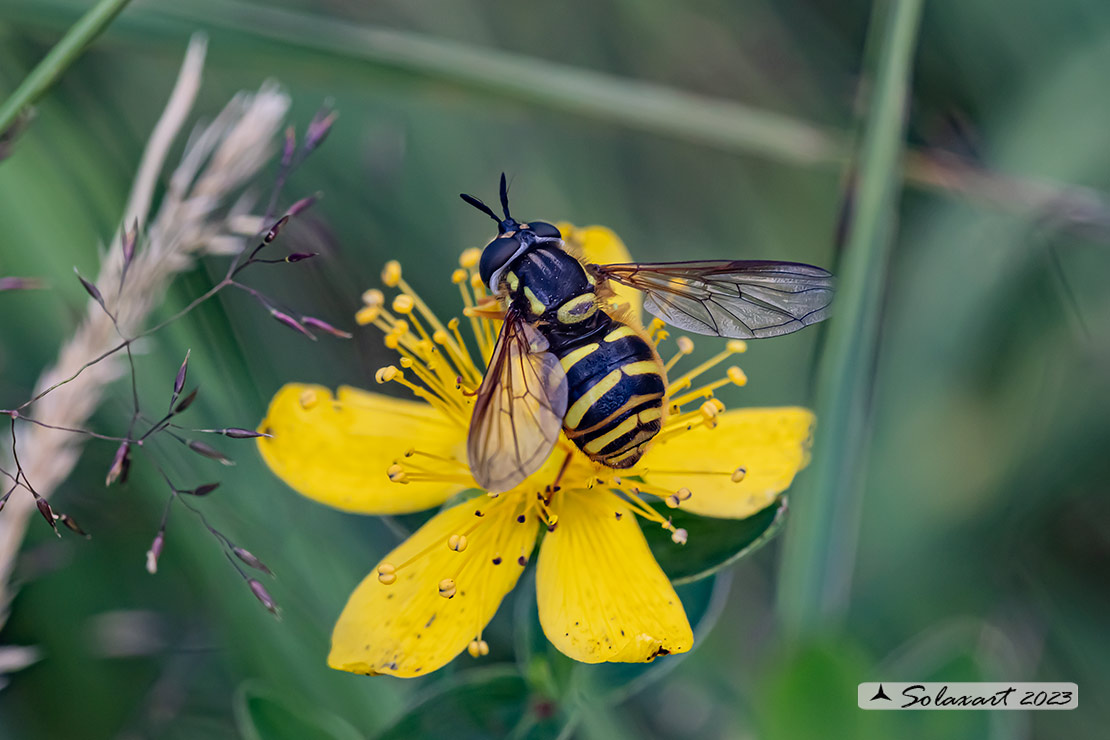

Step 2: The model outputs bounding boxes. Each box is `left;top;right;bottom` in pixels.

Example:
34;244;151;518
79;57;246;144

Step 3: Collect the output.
462;175;833;493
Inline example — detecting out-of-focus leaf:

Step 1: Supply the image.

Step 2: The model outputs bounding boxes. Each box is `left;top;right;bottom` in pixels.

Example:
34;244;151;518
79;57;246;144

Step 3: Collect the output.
755;640;897;740
373;667;563;740
234;681;364;740
641;497;787;584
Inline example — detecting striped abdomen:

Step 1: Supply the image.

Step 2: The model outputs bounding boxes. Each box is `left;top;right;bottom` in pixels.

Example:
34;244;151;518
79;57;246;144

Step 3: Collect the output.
555;316;667;468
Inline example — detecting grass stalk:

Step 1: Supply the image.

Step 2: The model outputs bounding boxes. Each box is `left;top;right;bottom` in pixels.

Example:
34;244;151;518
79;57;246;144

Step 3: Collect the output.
775;0;926;640
0;0;134;135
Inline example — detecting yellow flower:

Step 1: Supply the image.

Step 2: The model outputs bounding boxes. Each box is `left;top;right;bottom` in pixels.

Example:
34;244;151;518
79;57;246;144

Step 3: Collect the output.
257;224;814;678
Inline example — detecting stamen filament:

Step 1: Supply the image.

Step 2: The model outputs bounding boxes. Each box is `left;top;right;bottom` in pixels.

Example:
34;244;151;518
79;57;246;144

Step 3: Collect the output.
668;377;731;408
669;341;746;393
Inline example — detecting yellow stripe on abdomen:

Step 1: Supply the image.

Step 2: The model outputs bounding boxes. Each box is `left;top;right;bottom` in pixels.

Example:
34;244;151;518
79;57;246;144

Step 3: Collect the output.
565;369;623;429
622;360;663;376
583;416;639;454
603;325;638;343
559;343;599;374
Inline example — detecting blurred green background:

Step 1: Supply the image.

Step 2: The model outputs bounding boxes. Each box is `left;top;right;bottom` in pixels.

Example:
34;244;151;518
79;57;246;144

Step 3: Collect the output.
1;0;1108;738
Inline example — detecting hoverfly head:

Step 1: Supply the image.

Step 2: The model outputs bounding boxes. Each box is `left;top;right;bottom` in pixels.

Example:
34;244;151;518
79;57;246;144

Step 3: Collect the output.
462;173;560;290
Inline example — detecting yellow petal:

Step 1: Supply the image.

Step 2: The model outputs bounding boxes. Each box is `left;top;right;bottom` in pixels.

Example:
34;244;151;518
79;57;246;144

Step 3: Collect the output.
329;492;537;677
641;407;814;519
536;489;692;663
556;223;642;319
257;383;470;515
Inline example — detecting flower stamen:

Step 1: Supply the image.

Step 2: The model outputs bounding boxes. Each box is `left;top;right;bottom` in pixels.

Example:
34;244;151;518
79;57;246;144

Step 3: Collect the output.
663;336;695;374
667;340;747;397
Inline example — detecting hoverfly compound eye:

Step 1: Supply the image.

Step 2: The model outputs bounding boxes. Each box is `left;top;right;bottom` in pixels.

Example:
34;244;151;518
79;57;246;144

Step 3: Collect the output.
525;221;561;239
479;236;523;288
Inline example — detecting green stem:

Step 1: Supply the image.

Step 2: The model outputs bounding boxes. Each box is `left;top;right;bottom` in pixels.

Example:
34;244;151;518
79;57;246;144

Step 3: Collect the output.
776;0;926;640
0;0;134;134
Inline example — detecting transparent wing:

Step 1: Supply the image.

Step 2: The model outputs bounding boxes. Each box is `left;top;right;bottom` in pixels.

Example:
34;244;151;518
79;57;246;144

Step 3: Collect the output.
467;310;568;493
591;260;834;339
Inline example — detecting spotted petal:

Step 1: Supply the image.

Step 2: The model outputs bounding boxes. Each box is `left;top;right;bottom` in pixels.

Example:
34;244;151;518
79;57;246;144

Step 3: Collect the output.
536;489;693;663
329;493;538;677
640;407;814;519
257;384;471;515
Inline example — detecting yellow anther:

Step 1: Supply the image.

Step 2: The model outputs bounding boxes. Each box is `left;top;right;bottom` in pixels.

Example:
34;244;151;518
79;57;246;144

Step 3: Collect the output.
355;305;380;325
448;534;469;552
727;366;748;386
470;273;484;289
451;268;468;284
727;339;748;354
438;578;457;599
657;330;670;343
699;401;719;419
677;336;694;354
375;365;401;384
671;528;688;545
459;248;482;268
382;260;402;287
731;466;747;483
448;317;461;330
387;463;408;484
298;389;319;409
467;639;490;658
399;357;413;369
432;329;450;345
664;487;692;509
362;289;385;307
392;294;415;314
392;320;410;338
384;333;400;350
377;563;397;585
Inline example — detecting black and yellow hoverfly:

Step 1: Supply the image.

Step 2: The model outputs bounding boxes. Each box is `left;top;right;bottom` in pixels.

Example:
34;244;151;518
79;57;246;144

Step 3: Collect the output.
462;175;833;493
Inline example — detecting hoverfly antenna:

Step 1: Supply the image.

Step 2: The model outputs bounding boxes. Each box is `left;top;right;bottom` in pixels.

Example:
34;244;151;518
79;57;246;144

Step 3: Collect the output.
460;193;501;225
499;172;511;219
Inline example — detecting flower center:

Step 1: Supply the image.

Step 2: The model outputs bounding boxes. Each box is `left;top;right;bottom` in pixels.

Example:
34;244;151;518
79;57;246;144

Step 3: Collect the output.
355;246;761;655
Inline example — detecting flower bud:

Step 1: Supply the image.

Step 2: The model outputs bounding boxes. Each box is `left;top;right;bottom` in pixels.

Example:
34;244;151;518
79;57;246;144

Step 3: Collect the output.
264;215;290;244
173;349;190;396
185;482;220;497
74;269;106;311
233;546;273;576
146;529;165;574
0;277;44;291
301;316;352;339
186;440;234;466
248;579;280;616
269;308;316;340
174;387;199;414
215;427;271;439
106;441;131;486
35;497;59;536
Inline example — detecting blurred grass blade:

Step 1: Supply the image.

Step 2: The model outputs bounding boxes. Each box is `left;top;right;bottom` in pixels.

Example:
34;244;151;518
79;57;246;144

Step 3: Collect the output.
0;0;133;135
157;0;847;167
776;0;926;639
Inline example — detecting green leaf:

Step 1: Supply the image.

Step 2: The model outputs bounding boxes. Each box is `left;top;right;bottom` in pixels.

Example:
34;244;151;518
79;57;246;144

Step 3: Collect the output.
373;667;563;740
642;496;788;584
234;681;364;740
